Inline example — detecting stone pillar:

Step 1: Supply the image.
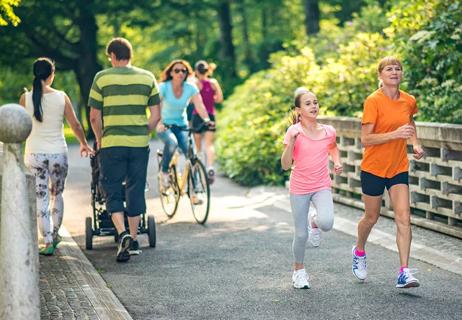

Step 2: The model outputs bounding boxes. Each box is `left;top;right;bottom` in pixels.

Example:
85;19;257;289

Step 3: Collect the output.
0;104;39;320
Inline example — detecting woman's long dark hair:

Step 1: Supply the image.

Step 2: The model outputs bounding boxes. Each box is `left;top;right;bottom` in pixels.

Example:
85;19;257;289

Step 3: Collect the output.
32;58;55;122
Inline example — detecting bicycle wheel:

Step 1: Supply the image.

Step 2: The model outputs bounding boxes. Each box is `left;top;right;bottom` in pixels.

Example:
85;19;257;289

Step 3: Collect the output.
158;163;180;218
187;158;210;224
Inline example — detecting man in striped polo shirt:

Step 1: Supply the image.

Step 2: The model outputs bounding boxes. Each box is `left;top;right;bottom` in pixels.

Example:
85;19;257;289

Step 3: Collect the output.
89;37;160;262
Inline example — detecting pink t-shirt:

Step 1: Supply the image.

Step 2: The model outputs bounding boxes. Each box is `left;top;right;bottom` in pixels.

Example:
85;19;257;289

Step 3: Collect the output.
283;123;337;194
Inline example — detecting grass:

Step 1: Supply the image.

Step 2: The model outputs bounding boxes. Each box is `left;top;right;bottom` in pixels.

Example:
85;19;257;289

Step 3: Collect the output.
64;126;80;145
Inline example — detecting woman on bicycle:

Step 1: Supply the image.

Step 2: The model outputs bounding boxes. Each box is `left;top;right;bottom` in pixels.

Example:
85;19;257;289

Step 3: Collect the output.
157;59;213;189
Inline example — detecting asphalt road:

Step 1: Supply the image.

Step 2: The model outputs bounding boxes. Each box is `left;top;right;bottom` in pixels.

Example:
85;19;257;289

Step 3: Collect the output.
63;143;462;320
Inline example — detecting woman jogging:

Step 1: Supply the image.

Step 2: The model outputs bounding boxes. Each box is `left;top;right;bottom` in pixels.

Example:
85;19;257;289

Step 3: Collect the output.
351;56;424;288
20;57;93;255
281;88;343;289
191;60;223;183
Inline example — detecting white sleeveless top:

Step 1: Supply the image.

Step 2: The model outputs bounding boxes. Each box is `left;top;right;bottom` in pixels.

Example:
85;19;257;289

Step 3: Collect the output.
24;90;68;154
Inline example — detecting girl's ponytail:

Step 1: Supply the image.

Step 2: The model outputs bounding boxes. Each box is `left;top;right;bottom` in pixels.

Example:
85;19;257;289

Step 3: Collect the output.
31;57;55;122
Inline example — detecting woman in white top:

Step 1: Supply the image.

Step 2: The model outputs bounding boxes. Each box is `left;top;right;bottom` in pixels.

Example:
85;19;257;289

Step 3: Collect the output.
19;57;93;255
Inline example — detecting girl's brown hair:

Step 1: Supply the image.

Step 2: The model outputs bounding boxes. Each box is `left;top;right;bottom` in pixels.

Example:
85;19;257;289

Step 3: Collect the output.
160;59;193;82
290;88;315;124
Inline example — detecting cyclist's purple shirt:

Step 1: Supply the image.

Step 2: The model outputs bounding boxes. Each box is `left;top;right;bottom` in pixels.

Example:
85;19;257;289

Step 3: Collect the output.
192;79;215;115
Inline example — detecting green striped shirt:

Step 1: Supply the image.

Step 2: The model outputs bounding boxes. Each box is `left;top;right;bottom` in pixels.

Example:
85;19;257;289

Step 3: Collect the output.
88;66;160;148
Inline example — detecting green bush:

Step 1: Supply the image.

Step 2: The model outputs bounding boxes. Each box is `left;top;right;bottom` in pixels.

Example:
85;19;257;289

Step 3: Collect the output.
401;1;462;123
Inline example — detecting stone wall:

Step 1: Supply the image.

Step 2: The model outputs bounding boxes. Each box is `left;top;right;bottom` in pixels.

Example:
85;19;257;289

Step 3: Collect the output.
319;116;462;239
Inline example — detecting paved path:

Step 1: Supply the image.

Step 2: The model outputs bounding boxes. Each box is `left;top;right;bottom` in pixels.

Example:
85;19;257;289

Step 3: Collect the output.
58;143;462;320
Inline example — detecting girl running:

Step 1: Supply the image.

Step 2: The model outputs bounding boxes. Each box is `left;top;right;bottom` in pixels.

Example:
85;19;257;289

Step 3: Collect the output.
281;88;343;289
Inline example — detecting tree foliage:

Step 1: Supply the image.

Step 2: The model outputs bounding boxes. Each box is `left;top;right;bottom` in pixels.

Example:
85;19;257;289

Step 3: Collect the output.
0;0;20;26
217;0;462;186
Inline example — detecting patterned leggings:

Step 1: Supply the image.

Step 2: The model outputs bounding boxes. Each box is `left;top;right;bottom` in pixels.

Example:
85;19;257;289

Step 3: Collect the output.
25;153;68;244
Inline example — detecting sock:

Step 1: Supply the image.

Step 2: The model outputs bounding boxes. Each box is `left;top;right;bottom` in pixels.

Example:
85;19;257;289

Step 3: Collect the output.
355;248;366;257
399;265;408;273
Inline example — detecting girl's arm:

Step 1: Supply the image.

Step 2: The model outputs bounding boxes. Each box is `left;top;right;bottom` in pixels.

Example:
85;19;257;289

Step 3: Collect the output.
329;143;343;175
281;132;298;170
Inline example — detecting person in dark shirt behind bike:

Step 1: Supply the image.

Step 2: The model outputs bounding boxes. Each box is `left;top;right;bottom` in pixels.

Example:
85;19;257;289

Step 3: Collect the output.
156;59;213;189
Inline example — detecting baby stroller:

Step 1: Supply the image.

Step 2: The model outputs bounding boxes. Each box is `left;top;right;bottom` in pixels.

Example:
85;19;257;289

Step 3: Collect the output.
85;149;156;250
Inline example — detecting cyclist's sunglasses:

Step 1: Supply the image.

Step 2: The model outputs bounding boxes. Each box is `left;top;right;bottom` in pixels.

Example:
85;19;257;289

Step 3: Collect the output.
173;68;188;74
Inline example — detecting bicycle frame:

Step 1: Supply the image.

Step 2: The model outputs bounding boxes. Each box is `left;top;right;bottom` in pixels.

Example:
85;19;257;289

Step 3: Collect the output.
167;126;198;194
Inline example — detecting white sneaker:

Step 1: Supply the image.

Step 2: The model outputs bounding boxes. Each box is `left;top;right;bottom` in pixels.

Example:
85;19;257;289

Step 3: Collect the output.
161;173;170;189
308;210;321;247
396;268;420;288
292;269;311;289
352;246;367;281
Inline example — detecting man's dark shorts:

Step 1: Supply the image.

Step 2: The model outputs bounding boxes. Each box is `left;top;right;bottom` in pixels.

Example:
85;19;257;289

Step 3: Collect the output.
99;146;149;217
360;170;409;196
192;113;216;133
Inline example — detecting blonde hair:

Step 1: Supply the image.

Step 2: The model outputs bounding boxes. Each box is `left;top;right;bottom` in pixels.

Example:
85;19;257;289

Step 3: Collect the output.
377;56;403;87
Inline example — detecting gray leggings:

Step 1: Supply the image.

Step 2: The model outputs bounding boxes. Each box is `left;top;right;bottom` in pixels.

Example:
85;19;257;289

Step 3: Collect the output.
290;189;334;264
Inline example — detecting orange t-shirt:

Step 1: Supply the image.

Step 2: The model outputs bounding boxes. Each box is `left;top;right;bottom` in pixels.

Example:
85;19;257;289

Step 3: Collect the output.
361;89;418;178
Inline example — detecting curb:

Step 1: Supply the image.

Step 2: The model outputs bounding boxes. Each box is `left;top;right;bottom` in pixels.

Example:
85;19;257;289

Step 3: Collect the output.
59;227;133;320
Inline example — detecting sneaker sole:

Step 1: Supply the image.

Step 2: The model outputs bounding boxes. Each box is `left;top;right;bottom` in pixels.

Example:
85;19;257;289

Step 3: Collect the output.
117;236;133;262
396;281;420;289
352;269;366;281
293;283;311;289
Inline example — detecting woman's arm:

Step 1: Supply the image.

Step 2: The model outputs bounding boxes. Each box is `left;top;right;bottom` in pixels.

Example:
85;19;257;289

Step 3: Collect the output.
409;118;424;159
191;93;211;122
64;94;93;156
210;79;223;103
361;123;414;147
19;93;26;107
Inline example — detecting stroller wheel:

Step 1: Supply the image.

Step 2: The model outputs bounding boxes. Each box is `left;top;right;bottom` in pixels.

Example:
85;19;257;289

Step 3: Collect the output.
85;216;93;250
148;215;156;248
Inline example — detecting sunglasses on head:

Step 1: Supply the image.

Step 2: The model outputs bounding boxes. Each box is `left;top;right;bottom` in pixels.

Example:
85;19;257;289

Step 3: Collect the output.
173;68;187;74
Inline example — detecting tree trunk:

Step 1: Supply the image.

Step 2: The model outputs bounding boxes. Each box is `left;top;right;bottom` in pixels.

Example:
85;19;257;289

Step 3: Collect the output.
305;0;320;36
216;0;237;79
237;0;256;73
75;1;102;139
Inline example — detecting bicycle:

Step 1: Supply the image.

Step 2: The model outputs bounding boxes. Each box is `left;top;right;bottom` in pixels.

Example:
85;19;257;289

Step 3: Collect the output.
156;124;211;224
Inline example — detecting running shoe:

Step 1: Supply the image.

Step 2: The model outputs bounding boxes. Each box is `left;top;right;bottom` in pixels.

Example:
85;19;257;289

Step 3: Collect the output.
308;210;321;247
161;173;170;189
396;268;420;288
39;245;55;256
352;246;367;281
116;231;132;263
52;234;62;249
292;269;311;289
128;239;142;255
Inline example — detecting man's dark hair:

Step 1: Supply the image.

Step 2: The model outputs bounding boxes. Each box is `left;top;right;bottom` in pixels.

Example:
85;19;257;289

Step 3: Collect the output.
106;37;133;60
